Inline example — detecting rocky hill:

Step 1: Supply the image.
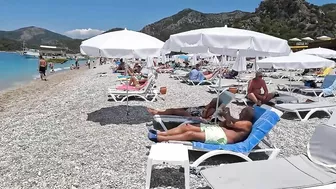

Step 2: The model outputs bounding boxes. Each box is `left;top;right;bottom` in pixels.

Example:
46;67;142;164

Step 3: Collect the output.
140;0;336;41
0;26;82;52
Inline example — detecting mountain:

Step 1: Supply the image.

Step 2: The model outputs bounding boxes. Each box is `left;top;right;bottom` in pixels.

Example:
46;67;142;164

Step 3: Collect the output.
140;1;336;41
140;9;250;41
0;26;82;52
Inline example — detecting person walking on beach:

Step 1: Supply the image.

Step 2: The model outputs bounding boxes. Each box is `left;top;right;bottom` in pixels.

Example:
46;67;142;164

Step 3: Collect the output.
38;55;47;81
75;56;79;69
49;63;55;73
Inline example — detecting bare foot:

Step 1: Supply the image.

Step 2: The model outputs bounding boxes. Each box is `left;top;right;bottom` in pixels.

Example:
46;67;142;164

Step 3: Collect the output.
147;108;158;115
256;101;262;106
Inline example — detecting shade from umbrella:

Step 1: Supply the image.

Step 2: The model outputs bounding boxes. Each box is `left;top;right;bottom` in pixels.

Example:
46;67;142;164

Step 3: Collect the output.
257;54;335;69
295;47;336;59
162;25;291;57
80;29;164;58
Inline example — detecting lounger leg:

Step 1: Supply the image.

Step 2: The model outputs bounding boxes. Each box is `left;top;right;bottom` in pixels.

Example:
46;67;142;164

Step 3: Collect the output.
145;158;153;189
295;111;304;121
190;150;253;168
184;160;190;189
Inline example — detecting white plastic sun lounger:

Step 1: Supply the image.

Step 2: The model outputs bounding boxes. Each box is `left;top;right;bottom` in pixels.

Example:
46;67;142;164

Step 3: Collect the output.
201;121;336;189
164;106;283;171
275;102;336;121
107;78;158;102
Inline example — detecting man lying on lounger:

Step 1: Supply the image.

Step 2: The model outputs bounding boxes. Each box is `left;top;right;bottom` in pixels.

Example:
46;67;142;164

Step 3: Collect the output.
148;107;254;145
147;97;225;121
247;72;276;106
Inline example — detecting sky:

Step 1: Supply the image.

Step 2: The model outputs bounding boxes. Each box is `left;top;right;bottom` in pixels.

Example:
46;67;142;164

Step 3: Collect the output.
0;0;333;39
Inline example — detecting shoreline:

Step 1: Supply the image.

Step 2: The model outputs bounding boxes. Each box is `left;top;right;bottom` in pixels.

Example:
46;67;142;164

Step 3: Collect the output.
0;66;88;111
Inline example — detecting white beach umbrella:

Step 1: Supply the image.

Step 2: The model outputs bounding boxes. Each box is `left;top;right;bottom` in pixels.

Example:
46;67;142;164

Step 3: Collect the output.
213;56;220;65
302;37;314;41
257;54;335;69
289;38;301;42
232;51;247;72
80;29;164;58
162;25;291;57
317;36;331;41
295;47;336;59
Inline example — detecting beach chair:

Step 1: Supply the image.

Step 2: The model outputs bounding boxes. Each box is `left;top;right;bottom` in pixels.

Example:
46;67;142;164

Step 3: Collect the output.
300;75;336;97
275;102;336;121
187;70;219;86
107;77;159;102
151;91;236;131
200;122;336;189
165;106;283;170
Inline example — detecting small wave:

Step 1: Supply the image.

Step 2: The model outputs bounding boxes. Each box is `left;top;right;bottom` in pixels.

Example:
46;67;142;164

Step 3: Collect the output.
53;68;63;72
63;67;70;70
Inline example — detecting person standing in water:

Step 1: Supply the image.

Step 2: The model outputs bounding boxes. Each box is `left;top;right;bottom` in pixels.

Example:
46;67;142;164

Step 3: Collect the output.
38;55;47;81
75;56;79;69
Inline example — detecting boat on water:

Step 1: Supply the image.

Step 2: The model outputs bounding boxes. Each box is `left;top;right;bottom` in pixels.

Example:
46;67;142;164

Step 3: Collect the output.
22;48;40;58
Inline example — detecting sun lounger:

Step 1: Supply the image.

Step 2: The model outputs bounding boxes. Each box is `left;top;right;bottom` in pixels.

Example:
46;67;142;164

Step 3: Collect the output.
275;102;336;121
300;75;336;97
187;71;219;86
201;122;336;189
107;77;158;102
151;91;236;131
165;106;283;170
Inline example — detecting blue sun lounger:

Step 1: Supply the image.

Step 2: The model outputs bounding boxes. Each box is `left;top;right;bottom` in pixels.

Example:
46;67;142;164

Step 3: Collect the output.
201;118;336;189
168;105;283;169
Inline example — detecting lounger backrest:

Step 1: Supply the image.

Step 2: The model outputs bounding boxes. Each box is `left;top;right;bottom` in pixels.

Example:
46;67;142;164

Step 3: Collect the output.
307;123;336;167
321;75;336;89
192;107;280;153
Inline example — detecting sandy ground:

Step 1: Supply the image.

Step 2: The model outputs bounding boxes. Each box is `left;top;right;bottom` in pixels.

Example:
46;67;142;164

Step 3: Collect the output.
0;65;335;188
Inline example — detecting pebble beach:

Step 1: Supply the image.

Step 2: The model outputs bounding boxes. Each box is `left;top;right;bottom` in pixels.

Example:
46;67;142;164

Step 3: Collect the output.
0;64;335;189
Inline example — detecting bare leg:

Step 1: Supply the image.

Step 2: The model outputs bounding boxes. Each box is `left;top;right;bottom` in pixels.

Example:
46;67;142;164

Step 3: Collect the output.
248;93;261;106
157;131;205;142
262;93;275;104
158;124;201;136
147;108;192;117
129;76;139;86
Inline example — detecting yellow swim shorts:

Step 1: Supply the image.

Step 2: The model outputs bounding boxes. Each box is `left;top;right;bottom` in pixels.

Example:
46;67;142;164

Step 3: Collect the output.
200;123;227;145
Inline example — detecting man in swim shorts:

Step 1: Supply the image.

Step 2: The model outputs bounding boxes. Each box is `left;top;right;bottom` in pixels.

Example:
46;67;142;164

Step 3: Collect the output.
148;107;254;145
247;72;275;106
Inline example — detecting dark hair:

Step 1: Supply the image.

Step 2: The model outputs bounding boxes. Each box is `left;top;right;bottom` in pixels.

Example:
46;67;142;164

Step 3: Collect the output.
39;55;43;59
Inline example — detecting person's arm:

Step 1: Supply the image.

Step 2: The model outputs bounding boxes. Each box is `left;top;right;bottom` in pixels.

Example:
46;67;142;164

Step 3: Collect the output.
247;80;253;94
222;108;239;124
262;80;268;95
225;120;252;131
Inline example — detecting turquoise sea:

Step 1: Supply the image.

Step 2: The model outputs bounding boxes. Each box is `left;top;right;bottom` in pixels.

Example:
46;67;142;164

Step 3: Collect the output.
0;52;85;90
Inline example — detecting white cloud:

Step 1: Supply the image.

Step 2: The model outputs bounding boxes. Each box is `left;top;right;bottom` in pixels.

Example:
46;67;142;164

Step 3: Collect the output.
64;28;105;39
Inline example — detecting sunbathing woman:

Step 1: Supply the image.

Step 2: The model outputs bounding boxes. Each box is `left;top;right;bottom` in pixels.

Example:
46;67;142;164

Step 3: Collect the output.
147;97;226;121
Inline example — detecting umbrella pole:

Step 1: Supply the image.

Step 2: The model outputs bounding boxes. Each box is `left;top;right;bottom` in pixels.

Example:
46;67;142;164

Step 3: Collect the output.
126;58;129;116
215;54;225;124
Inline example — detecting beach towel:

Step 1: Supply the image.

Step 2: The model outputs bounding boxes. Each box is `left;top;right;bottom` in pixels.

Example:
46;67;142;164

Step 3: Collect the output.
116;81;148;91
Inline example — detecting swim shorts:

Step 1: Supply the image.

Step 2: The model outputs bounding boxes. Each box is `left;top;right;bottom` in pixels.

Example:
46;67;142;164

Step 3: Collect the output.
200;123;227;145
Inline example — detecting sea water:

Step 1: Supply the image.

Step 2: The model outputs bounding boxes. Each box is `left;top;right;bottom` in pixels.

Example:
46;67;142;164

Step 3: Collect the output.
0;52;85;90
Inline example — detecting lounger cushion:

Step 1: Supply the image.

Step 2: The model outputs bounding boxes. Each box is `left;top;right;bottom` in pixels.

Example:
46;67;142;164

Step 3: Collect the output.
201;155;336;189
116;81;148;91
308;124;336;167
192;109;280;153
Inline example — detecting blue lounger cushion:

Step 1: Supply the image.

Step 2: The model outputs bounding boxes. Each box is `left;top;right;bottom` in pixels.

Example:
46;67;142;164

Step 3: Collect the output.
192;107;280;153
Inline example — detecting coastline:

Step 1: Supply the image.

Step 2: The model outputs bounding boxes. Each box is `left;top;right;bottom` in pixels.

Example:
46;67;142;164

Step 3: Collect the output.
0;66;87;111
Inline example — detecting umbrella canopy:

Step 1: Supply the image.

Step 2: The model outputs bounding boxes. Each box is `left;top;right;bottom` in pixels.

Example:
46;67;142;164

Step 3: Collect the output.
317;36;331;41
302;37;314;41
80;29;164;58
162;25;291;57
295;47;336;59
257;54;335;69
289;38;301;42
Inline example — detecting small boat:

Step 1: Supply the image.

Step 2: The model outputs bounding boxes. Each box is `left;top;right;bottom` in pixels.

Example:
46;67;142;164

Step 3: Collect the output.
23;49;40;58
